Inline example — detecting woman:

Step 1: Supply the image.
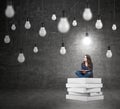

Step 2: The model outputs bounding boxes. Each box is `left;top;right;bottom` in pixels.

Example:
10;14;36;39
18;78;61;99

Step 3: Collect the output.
75;54;93;78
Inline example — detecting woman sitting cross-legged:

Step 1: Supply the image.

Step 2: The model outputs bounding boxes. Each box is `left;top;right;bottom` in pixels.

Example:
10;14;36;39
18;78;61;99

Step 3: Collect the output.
75;54;93;78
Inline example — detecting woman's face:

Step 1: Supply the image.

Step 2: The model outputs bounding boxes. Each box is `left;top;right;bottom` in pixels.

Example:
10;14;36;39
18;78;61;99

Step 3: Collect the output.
84;55;87;62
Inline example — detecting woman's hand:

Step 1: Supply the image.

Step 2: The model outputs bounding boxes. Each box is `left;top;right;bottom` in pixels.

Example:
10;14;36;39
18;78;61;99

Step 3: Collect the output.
80;70;89;74
80;70;86;74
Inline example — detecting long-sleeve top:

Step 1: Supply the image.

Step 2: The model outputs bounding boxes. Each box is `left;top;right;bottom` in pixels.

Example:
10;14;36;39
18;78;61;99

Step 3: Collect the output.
81;64;93;72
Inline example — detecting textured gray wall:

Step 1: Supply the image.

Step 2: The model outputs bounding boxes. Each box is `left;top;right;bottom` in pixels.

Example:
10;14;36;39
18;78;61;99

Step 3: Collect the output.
0;0;120;89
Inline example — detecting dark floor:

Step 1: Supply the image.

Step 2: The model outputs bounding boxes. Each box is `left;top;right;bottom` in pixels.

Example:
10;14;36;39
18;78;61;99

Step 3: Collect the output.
0;88;120;109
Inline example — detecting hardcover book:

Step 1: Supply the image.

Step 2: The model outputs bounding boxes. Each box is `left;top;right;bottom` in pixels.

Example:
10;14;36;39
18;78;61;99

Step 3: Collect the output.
66;83;103;88
67;78;102;84
67;87;101;93
66;94;104;101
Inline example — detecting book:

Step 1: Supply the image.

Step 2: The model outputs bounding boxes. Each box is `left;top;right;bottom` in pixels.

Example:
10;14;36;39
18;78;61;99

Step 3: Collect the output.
66;94;104;101
67;78;102;84
67;88;101;93
68;91;103;96
66;83;103;88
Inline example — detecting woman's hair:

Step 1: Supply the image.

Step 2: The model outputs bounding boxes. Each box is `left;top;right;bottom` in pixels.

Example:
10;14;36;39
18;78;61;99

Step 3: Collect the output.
82;54;93;70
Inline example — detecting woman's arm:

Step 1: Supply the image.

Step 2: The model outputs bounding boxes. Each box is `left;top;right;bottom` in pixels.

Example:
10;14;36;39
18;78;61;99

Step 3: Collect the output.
80;70;90;74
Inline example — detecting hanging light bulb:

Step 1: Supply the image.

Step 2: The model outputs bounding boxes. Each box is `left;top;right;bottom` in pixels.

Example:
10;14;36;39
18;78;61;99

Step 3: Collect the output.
60;42;66;55
106;46;112;58
112;0;117;31
51;13;57;21
25;18;31;29
58;10;70;33
83;8;92;21
82;1;92;21
33;44;38;53
72;17;77;26
95;18;103;29
39;23;47;37
11;23;16;30
82;32;91;45
112;24;117;31
95;0;103;29
17;49;25;63
5;2;15;18
4;35;10;44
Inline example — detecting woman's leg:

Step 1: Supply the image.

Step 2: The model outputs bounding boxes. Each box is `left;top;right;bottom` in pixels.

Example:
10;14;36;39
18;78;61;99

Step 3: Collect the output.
75;71;84;78
83;71;93;78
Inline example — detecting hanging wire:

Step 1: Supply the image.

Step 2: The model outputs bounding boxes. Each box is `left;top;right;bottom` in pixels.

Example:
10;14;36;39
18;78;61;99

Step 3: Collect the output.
113;0;116;20
86;0;89;8
85;22;89;36
61;34;64;43
5;0;9;37
26;0;29;18
6;15;8;36
20;0;23;50
41;0;44;22
98;0;100;16
62;0;65;11
73;3;76;19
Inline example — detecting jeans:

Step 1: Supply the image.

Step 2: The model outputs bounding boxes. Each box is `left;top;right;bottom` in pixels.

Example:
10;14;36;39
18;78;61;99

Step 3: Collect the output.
75;71;93;78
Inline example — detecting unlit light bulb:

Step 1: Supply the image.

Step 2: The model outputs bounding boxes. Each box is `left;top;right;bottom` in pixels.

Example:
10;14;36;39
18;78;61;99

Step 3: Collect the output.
58;10;70;33
17;50;25;63
33;44;38;53
11;24;16;30
39;23;47;37
4;35;10;43
83;8;92;21
51;13;57;21
5;4;15;18
25;19;31;29
106;46;112;58
72;18;77;26
60;42;66;55
112;24;117;31
95;19;103;29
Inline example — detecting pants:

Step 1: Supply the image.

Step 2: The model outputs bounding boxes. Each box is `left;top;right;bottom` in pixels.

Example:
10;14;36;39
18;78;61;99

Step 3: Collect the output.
75;71;93;78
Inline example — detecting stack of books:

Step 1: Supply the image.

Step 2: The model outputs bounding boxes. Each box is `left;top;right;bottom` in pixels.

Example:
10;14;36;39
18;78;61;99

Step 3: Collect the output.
66;78;104;101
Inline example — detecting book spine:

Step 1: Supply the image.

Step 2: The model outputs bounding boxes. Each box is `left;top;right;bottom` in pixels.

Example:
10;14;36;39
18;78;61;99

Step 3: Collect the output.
67;88;101;93
68;91;103;96
67;78;102;84
66;83;103;88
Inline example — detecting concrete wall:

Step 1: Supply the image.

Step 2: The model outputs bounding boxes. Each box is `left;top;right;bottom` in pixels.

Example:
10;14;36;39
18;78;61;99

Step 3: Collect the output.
0;0;120;89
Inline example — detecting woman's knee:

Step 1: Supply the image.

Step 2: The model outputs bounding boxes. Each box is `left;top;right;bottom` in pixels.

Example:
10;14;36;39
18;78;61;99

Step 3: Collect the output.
87;72;93;77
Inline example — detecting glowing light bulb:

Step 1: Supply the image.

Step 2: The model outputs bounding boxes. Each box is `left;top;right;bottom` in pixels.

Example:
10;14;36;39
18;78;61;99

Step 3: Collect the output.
95;19;103;29
58;10;70;33
51;13;57;21
112;24;117;31
60;42;66;55
5;4;15;18
83;8;92;21
4;35;10;44
72;18;77;26
11;24;16;30
106;46;112;58
25;18;31;29
39;23;47;37
17;50;25;63
82;33;91;45
33;44;38;53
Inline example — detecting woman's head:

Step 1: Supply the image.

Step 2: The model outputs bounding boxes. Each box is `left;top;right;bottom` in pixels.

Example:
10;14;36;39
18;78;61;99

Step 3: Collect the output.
83;54;93;69
83;55;87;62
84;54;92;62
